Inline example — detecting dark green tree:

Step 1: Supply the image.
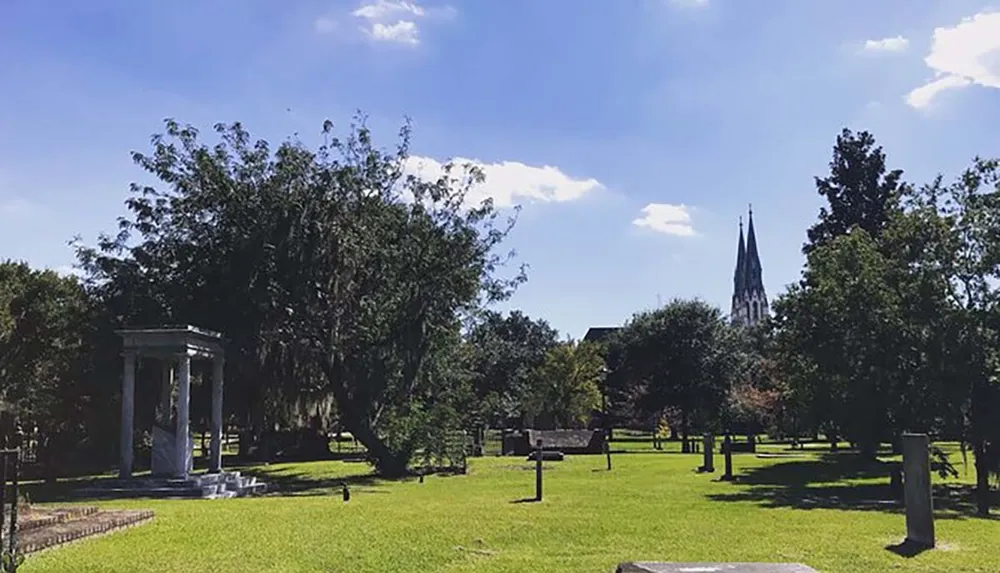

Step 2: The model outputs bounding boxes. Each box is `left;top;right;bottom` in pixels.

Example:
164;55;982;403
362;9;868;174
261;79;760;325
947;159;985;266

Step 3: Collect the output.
77;116;523;477
464;310;560;429
804;129;905;255
614;299;741;448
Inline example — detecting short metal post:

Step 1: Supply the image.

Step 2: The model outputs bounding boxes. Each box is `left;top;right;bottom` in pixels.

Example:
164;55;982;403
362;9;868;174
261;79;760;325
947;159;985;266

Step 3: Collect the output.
8;448;18;569
534;439;543;501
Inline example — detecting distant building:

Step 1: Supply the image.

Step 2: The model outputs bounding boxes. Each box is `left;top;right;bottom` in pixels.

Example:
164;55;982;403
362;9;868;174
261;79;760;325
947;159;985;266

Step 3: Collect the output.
730;206;769;327
583;327;619;343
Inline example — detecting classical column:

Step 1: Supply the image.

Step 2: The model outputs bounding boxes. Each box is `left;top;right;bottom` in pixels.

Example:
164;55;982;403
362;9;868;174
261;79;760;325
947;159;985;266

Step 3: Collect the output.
209;355;225;473
158;361;174;424
175;352;192;478
119;351;137;479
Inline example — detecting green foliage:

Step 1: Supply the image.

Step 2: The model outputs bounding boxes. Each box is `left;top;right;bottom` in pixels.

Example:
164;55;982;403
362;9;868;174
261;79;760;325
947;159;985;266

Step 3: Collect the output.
523;340;604;429
776;125;1000;513
613;299;741;435
465;310;560;427
804;128;905;254
76;115;523;477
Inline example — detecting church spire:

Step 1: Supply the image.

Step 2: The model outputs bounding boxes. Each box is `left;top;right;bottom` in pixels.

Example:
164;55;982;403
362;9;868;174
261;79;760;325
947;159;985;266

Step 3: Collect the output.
745;204;764;294
731;205;769;327
733;216;746;296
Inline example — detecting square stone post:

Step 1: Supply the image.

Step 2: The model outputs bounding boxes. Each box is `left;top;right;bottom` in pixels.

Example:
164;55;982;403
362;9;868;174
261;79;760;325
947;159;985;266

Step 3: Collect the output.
119;351;137;479
902;433;935;547
209;356;225;473
175;353;192;478
702;434;715;472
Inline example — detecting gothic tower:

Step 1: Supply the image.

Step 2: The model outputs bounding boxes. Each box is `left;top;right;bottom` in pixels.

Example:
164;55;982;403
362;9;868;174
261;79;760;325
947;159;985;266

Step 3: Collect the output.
730;205;769;326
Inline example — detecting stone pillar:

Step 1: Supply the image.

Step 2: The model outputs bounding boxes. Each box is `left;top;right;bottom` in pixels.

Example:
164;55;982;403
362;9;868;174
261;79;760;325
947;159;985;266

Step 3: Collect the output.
175;353;192;479
158;361;174;424
702;434;715;472
209;356;225;473
119;352;137;479
902;433;935;547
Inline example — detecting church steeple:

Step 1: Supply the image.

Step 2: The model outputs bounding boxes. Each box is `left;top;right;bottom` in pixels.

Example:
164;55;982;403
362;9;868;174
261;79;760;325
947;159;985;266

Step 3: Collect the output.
733;217;746;297
744;204;764;294
730;205;769;327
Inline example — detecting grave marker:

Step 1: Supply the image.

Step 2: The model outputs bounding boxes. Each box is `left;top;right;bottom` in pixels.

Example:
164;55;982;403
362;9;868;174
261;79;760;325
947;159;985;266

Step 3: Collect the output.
721;434;734;481
702;434;715;472
902;433;934;547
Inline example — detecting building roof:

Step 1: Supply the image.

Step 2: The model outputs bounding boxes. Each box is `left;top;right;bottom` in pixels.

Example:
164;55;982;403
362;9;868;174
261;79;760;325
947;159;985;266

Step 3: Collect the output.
583;327;620;343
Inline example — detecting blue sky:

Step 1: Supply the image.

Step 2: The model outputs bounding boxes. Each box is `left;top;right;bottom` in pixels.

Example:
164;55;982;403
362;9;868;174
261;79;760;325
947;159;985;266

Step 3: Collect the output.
2;0;1000;338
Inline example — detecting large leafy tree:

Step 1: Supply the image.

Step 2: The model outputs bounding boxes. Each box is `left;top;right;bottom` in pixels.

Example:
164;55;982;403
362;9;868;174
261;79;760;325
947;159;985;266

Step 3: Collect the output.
464;310;560;429
614;299;741;447
796;229;906;457
523;340;604;429
78;116;523;477
909;158;1000;515
804;129;905;255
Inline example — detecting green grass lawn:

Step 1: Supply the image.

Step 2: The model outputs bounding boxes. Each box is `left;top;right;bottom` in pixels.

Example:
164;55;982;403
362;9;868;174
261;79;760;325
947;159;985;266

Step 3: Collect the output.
19;440;1000;573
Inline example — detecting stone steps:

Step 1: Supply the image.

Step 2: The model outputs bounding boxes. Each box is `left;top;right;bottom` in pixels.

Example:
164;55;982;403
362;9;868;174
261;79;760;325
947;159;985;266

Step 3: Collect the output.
18;509;154;555
77;470;267;499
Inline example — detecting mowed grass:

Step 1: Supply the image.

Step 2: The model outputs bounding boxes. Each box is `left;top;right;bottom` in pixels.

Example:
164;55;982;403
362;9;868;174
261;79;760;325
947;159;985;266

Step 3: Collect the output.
20;439;1000;573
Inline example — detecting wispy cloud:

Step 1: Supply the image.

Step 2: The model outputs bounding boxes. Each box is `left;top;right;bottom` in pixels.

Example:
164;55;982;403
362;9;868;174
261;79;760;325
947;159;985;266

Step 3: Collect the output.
862;35;910;53
906;11;1000;109
632;203;697;237
403;156;603;209
336;0;455;46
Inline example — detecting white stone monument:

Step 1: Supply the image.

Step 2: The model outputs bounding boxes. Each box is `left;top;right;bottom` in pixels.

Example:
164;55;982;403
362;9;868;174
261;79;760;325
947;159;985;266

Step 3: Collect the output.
117;326;226;480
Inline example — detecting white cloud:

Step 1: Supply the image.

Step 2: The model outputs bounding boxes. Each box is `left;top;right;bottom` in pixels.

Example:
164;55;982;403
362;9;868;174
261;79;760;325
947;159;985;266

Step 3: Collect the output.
347;0;452;46
631;203;696;237
352;0;425;20
862;36;910;53
403;156;603;208
369;20;419;45
906;11;1000;109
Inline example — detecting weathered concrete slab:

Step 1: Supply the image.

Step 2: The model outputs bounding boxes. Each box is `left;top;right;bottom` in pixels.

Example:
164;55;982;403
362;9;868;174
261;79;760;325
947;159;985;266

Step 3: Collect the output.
617;563;818;573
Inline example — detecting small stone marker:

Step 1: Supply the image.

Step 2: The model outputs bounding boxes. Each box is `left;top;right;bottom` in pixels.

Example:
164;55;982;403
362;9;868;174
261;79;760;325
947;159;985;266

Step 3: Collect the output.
605;433;612;471
534;438;543;501
902;433;935;547
617;563;818;573
721;434;734;481
702;434;715;472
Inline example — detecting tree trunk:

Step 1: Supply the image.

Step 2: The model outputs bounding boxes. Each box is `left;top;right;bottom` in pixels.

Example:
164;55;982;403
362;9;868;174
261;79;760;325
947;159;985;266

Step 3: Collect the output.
974;439;991;516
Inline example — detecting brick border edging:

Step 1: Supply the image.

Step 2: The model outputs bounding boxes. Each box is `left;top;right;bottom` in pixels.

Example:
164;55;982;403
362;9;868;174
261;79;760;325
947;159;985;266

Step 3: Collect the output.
20;511;155;555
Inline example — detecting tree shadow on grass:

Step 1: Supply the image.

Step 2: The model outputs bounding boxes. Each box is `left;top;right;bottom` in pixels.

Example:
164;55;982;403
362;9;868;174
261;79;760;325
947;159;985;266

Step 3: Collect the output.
246;466;468;497
707;453;999;521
